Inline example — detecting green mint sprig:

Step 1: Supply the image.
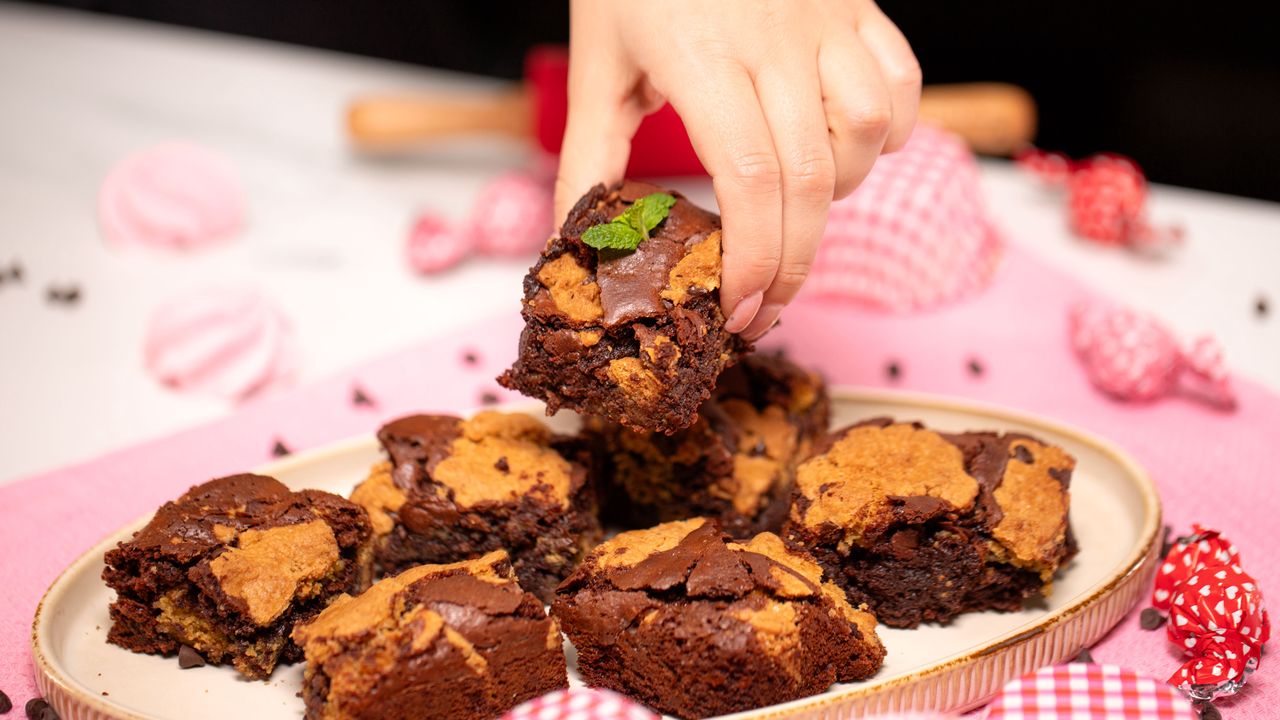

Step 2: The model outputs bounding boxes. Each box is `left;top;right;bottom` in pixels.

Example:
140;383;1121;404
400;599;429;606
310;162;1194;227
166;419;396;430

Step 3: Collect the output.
582;192;677;252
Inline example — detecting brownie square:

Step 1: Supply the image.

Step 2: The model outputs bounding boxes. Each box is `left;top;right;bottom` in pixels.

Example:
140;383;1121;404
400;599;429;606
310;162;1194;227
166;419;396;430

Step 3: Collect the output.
350;411;601;602
553;518;884;720
103;474;372;679
293;550;568;720
784;418;1078;628
588;352;830;537
498;180;751;434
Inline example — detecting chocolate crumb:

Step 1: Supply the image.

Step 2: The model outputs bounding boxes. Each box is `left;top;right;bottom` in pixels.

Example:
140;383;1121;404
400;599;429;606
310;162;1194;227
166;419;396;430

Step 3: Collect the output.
495;457;510;473
24;699;49;720
967;358;984;376
351;386;376;408
480;391;499;406
463;351;479;366
178;644;206;669
271;440;291;458
1195;700;1221;720
1256;296;1269;318
0;690;10;714
1075;647;1094;664
1140;607;1166;630
1014;445;1034;463
885;361;902;381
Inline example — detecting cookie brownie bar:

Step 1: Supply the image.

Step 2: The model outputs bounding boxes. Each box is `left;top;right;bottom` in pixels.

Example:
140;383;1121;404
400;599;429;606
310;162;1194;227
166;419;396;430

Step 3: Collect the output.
589;352;829;537
293;550;567;720
553;518;883;720
499;180;751;434
103;474;372;679
784;418;1077;628
350;411;600;602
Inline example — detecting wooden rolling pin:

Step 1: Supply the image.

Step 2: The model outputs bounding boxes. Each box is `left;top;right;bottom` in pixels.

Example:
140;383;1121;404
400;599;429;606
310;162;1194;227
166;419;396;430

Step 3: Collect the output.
349;48;1035;172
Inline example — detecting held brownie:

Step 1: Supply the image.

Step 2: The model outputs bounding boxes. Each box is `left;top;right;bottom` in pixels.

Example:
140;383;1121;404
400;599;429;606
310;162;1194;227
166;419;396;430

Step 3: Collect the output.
498;180;751;434
784;418;1077;628
292;551;567;720
589;352;830;537
553;518;884;720
350;410;600;602
102;474;372;679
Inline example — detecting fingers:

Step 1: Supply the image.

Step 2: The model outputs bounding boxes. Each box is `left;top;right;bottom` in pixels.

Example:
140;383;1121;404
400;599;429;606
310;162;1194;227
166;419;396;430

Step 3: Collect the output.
818;30;894;200
855;4;922;154
661;63;783;334
739;51;834;341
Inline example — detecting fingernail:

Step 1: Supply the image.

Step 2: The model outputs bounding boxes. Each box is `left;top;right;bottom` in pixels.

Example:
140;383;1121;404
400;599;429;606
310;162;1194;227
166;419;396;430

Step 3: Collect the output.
741;303;784;341
724;291;763;334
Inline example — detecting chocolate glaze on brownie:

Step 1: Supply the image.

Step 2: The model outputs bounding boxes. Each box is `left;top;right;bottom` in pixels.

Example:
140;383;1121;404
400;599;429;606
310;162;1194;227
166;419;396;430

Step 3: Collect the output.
498;180;751;434
553;518;884;720
103;474;372;679
785;418;1077;628
350;411;601;602
293;551;567;720
589;352;830;537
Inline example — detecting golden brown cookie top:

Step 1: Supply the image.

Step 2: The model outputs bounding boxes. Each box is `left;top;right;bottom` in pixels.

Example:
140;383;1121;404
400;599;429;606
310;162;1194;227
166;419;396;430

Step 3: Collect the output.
209;519;340;626
990;438;1074;577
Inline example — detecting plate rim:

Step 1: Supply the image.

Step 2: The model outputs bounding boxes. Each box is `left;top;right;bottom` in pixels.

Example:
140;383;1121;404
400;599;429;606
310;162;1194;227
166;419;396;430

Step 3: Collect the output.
31;387;1162;720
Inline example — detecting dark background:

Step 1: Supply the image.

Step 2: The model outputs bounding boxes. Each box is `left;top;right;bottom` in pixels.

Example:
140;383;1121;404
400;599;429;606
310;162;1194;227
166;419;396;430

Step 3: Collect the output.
20;0;1280;201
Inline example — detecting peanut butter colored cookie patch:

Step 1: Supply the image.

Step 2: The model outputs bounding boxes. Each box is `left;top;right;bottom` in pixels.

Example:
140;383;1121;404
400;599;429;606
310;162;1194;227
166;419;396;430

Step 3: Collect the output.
661;230;722;305
432;412;572;509
537;253;603;323
591;518;708;570
991;439;1074;577
350;461;407;536
209;519;340;626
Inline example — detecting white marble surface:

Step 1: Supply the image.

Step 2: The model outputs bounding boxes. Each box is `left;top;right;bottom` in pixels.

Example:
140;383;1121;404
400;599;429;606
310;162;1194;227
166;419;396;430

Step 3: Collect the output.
1;3;1277;484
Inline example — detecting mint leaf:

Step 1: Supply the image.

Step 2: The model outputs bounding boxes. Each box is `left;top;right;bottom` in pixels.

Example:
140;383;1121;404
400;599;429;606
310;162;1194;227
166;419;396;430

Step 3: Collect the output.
635;192;677;236
582;221;644;251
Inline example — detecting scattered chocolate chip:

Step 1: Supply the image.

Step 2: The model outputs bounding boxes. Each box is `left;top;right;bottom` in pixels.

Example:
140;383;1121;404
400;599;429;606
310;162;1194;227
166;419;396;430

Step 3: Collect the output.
1160;525;1174;558
885;361;901;381
0;690;10;713
1013;445;1034;463
494;457;510;473
9;263;23;283
479;391;499;406
351;386;376;408
462;351;480;366
1256;295;1269;318
24;699;49;720
271;440;291;458
967;358;984;376
1195;700;1221;720
1140;607;1166;630
37;708;57;720
46;285;82;305
1075;647;1094;664
178;644;206;669
100;692;108;697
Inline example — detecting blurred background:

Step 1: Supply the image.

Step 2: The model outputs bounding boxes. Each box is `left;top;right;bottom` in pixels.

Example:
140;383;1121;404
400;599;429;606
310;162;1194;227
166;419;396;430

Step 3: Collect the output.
20;0;1280;201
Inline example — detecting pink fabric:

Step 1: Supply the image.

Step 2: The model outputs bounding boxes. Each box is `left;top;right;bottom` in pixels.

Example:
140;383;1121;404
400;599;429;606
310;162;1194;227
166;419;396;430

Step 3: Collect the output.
2;246;1277;717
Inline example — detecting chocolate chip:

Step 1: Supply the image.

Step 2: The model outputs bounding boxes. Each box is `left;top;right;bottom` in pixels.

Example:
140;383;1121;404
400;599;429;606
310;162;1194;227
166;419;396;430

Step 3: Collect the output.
1075;647;1094;664
885;361;901;381
1195;701;1221;720
1013;445;1034;464
178;644;206;669
480;391;499;406
1140;607;1166;630
1160;525;1174;558
1256;295;1269;318
271;439;291;458
351;386;376;408
45;285;81;305
494;457;510;473
9;263;23;283
462;351;480;366
24;699;49;720
967;358;984;376
37;708;57;720
0;691;10;713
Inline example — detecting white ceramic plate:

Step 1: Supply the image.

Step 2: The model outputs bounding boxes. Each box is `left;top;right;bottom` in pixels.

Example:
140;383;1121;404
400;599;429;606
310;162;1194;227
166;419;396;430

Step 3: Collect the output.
33;389;1161;720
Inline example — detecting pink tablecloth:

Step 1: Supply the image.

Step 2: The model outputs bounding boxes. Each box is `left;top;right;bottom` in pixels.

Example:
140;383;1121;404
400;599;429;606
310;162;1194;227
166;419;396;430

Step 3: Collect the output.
2;246;1277;716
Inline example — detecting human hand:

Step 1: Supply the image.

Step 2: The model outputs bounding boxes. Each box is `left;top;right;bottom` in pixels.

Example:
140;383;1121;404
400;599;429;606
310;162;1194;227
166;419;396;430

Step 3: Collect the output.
556;0;920;339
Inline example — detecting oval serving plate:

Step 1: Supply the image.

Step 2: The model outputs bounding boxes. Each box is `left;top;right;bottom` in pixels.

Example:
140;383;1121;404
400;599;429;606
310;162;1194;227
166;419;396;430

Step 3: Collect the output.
33;388;1161;720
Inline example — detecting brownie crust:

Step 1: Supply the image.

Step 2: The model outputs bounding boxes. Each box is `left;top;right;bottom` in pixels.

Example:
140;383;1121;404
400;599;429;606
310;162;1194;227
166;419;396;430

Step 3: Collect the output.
351;411;601;602
785;418;1077;628
553;518;884;720
103;474;372;679
499;180;751;434
293;551;567;720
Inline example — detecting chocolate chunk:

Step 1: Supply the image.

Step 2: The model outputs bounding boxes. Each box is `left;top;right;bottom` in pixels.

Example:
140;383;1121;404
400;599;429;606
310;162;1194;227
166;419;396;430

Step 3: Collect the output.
463;351;480;366
271;439;291;458
352;386;376;408
1140;607;1166;630
479;391;499;406
24;699;49;720
886;361;901;381
0;691;10;714
1075;647;1094;664
967;358;984;376
178;644;206;669
1196;701;1221;720
1256;296;1269;318
494;457;510;473
1013;445;1034;464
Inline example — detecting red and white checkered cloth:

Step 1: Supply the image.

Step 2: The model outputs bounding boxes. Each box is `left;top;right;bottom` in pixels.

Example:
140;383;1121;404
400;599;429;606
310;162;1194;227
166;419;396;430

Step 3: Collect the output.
501;688;659;720
983;664;1197;720
807;122;1003;312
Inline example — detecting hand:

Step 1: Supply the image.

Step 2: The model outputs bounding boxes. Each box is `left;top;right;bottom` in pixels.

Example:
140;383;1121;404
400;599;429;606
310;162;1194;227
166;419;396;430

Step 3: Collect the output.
556;0;921;339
